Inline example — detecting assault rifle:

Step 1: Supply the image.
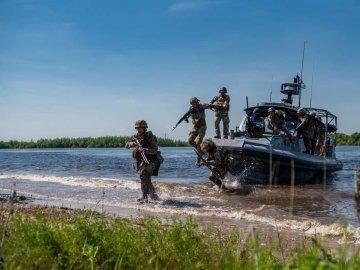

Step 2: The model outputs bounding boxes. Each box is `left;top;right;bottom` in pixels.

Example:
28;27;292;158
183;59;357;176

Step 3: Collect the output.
133;137;149;165
172;111;190;131
193;148;223;181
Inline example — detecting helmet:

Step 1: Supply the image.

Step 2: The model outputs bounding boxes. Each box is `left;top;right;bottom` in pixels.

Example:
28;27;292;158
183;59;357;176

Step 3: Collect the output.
309;111;316;117
135;120;148;128
219;87;227;93
190;96;199;104
297;108;305;115
268;107;275;113
253;108;260;114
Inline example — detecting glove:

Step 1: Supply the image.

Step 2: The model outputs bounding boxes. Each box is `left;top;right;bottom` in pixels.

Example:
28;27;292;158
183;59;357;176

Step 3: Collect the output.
125;142;135;149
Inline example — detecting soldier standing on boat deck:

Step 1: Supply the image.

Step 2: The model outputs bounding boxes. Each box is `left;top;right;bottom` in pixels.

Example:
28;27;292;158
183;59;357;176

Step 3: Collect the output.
210;87;230;139
308;111;318;155
187;97;212;166
267;107;294;143
296;108;312;154
125;120;163;203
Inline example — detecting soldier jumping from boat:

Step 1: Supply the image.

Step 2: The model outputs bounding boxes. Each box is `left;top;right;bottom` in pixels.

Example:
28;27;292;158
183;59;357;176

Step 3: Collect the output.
267;107;294;143
125;120;164;203
210;87;230;139
173;97;212;166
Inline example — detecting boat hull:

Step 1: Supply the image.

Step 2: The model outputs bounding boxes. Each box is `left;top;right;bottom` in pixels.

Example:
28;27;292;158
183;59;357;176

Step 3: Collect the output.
213;137;343;185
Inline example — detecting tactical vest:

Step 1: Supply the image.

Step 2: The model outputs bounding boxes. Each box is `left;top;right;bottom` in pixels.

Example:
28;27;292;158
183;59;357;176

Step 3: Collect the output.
215;94;230;112
189;106;206;128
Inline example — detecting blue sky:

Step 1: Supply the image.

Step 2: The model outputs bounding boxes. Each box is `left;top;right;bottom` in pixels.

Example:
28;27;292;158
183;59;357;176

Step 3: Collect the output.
1;0;359;141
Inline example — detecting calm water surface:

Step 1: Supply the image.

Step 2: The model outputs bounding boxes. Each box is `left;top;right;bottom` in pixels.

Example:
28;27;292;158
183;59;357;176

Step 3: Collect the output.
1;146;359;236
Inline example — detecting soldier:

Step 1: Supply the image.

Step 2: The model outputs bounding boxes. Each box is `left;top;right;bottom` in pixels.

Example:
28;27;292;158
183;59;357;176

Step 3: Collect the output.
314;116;325;155
267;107;294;143
210;87;230;139
296;108;311;154
198;139;225;188
308;111;318;155
250;108;265;134
187;97;212;166
125;120;164;203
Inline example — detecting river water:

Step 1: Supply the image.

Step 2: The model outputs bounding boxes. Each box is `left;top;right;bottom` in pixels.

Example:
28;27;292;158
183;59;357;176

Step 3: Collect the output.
0;146;359;238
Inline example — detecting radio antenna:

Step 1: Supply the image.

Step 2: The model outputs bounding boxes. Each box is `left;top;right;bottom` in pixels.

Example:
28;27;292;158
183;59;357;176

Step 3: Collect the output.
310;60;314;107
270;74;273;102
299;41;306;107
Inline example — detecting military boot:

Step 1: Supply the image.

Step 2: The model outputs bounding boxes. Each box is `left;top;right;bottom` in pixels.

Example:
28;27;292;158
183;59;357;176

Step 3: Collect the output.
150;192;160;201
137;193;148;203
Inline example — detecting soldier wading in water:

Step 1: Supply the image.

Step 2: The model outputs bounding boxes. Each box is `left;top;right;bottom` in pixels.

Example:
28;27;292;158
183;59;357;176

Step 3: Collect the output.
125;120;164;203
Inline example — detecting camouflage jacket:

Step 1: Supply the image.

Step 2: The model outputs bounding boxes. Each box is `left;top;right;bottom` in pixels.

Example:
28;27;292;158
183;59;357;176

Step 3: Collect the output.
189;103;212;128
211;94;230;112
268;110;286;129
131;131;159;161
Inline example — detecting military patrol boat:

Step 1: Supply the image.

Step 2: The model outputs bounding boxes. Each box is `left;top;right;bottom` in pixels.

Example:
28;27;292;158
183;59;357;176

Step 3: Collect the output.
213;74;343;185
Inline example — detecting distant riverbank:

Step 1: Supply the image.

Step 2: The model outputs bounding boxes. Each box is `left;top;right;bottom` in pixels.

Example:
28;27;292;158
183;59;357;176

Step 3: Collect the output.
0;136;189;149
0;132;358;149
336;132;360;146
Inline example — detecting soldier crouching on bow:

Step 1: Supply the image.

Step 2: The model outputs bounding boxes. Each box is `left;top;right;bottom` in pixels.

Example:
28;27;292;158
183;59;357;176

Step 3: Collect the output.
198;139;225;188
267;107;294;143
125;120;164;203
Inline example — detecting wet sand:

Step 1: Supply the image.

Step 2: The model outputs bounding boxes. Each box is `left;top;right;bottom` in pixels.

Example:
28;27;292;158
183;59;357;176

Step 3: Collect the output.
1;194;359;259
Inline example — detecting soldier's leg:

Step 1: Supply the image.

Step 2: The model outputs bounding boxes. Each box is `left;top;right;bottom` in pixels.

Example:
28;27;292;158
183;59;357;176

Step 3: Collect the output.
139;169;151;202
302;134;311;154
194;126;206;165
223;114;230;139
188;128;198;148
214;116;221;138
140;161;159;201
195;126;206;148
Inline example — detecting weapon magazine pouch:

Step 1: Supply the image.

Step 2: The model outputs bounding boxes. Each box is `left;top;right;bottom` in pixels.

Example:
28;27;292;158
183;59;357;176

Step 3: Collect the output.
156;151;164;164
151;151;163;176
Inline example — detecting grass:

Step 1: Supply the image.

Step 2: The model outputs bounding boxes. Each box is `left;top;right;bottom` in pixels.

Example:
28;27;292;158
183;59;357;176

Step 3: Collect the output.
0;206;359;269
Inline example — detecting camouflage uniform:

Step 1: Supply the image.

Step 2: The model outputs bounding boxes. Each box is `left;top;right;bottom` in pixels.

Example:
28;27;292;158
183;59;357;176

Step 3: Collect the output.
128;124;163;202
187;103;212;150
212;93;230;139
200;139;225;188
296;111;312;153
314;117;325;155
267;109;293;141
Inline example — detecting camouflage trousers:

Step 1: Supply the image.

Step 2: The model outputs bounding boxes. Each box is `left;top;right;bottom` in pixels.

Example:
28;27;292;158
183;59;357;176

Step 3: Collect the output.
188;125;207;149
188;125;206;163
215;114;230;139
139;159;159;196
273;124;293;142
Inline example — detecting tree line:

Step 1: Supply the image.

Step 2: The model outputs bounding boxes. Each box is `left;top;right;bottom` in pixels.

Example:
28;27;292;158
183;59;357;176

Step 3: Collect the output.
0;136;189;149
336;132;360;146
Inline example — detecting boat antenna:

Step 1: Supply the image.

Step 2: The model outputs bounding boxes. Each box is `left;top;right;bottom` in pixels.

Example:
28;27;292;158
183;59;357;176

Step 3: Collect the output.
299;41;306;107
270;74;273;102
310;60;314;107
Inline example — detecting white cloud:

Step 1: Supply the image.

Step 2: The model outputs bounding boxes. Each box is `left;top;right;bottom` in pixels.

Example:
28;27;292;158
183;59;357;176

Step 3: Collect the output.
169;1;213;13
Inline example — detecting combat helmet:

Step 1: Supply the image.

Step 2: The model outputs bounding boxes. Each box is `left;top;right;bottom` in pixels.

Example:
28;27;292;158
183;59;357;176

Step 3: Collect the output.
297;108;305;115
309;111;317;117
253;108;260;114
190;96;200;104
135;120;148;129
219;87;227;93
268;107;275;113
